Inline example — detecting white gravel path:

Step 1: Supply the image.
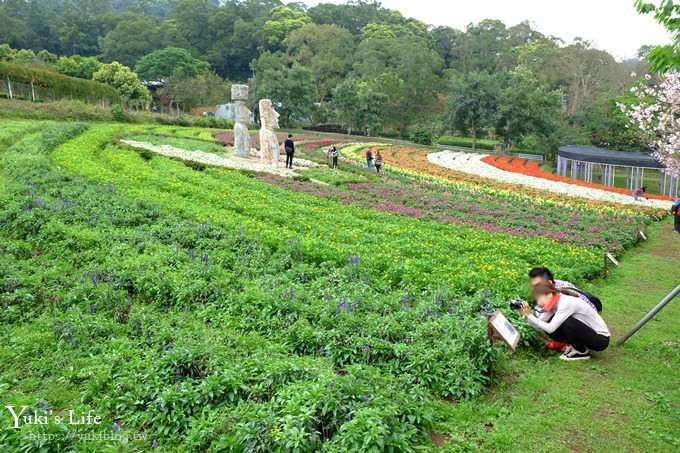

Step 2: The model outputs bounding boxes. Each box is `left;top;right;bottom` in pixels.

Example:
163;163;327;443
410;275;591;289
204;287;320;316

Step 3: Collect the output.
121;140;318;176
428;151;672;209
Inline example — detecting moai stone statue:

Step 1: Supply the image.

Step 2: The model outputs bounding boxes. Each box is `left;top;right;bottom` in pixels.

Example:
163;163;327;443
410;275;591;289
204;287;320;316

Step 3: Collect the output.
258;99;281;167
231;84;252;158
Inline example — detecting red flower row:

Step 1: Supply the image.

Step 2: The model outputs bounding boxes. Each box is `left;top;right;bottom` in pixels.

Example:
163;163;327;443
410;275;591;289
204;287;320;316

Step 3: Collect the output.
482;156;673;201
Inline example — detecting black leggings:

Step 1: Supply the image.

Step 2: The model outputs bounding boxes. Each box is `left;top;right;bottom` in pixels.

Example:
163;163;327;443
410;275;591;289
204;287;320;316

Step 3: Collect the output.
375;164;381;173
675;215;680;232
285;151;294;167
547;316;609;352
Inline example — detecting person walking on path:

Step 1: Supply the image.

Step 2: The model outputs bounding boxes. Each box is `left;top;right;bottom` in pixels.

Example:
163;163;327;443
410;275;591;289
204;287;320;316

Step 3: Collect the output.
366;148;374;171
375;151;383;173
672;197;680;234
329;146;339;170
284;134;295;169
632;186;646;201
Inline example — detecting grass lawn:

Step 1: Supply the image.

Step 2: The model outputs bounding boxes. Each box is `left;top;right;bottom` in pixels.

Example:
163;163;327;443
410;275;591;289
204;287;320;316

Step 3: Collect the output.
432;220;680;452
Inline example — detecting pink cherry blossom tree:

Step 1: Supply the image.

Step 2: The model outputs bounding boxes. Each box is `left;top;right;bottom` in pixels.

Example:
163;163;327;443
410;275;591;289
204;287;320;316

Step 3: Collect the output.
621;71;680;178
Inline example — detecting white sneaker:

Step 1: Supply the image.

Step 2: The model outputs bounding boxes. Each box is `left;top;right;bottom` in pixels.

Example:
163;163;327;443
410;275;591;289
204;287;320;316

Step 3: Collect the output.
560;347;591;361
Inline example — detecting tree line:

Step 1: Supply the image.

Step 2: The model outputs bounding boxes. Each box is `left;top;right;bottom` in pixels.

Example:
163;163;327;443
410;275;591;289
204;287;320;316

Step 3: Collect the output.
0;0;659;151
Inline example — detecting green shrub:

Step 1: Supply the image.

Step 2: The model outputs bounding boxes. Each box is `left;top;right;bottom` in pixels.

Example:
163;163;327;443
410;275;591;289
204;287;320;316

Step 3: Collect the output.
110;104;128;123
411;127;433;146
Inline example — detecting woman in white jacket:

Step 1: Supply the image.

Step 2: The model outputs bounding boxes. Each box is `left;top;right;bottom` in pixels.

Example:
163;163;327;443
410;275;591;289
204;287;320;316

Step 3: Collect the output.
519;282;610;361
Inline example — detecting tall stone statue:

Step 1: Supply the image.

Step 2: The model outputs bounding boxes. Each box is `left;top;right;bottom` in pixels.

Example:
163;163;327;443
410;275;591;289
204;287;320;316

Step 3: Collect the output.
232;84;252;158
259;99;281;167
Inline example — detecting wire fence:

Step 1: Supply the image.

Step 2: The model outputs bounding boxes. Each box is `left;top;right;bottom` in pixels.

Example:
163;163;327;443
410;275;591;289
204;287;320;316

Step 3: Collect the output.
0;76;114;107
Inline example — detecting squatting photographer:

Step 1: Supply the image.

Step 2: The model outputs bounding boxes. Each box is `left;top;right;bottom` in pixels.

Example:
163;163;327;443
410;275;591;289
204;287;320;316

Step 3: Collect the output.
515;282;610;361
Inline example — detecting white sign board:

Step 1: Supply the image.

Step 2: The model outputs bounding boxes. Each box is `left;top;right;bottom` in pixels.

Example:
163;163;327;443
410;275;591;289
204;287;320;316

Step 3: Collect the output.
489;311;520;350
606;253;619;267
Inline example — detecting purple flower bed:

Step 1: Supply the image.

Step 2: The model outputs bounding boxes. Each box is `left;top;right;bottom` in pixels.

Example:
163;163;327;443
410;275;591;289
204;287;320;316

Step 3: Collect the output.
255;175;648;252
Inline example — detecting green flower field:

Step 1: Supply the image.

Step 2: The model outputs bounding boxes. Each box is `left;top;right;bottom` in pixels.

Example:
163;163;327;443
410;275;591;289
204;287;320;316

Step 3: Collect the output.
0;120;673;451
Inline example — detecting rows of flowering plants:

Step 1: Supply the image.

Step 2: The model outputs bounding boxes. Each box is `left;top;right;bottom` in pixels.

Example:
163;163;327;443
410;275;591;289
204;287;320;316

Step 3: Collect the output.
255;174;649;253
0;121;551;451
52;125;602;295
483;155;673;201
340;144;669;218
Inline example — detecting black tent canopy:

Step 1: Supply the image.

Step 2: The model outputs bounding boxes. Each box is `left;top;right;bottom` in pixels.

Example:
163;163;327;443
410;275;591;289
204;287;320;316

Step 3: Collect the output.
556;145;677;197
558;146;664;168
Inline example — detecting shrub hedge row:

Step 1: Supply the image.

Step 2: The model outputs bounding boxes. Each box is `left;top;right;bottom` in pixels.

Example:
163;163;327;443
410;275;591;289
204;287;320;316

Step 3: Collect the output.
437;135;498;150
0;62;119;104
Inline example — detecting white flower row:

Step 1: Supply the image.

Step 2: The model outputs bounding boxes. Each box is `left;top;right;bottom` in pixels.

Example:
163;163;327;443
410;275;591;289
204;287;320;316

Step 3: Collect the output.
121;140;317;175
427;151;672;209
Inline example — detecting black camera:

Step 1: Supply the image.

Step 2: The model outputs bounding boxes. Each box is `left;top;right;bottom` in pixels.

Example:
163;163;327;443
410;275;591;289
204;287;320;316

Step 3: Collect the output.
509;299;525;310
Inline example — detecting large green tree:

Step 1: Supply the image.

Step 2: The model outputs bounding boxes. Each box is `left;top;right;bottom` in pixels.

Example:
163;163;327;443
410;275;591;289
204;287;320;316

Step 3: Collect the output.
98;14;164;67
354;35;444;137
260;5;311;52
92;61;151;102
285;23;355;101
332;78;386;134
495;69;561;149
445;72;500;149
255;64;316;126
135;47;210;81
55;55;103;80
159;69;231;111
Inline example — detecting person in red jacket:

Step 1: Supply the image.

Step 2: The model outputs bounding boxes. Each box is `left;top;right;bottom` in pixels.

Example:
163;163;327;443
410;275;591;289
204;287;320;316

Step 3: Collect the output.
632;186;646;201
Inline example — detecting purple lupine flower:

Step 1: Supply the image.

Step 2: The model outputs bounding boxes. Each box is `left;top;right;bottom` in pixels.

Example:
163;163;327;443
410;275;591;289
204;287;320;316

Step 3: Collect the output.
435;293;443;306
101;272;109;283
364;344;372;353
402;295;410;310
447;307;454;317
113;421;120;433
323;292;331;301
175;368;181;382
200;252;209;266
349;299;359;312
360;394;371;403
458;311;464;321
38;400;46;410
152;439;158;449
337;298;349;312
348;255;360;265
87;304;95;314
92;270;100;287
22;204;31;212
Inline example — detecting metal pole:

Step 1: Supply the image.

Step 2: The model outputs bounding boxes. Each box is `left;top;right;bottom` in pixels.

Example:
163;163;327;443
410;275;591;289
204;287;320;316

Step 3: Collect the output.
617;283;680;345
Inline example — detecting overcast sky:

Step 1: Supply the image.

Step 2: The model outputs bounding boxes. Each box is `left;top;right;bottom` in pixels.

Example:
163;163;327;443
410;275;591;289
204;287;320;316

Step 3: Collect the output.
296;0;672;60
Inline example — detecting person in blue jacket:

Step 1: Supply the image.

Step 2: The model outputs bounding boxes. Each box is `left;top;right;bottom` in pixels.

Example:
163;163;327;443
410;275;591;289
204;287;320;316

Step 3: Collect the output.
672;198;680;234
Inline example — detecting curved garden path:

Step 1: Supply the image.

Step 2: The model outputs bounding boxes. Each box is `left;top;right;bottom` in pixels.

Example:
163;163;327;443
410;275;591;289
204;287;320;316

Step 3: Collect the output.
121;140;318;176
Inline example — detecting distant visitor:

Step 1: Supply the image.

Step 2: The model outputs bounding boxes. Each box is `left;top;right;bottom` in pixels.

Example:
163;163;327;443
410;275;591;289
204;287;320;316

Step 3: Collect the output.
632;186;646;201
284;134;295;169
